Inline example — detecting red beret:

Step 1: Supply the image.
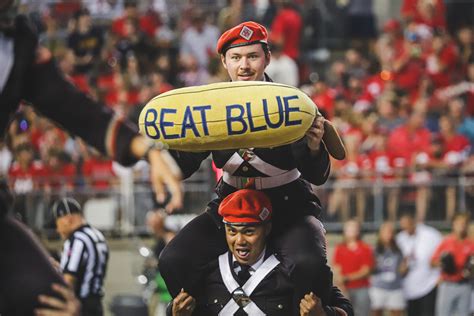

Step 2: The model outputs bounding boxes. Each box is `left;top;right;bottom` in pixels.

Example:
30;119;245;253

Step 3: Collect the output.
218;189;272;225
216;21;269;54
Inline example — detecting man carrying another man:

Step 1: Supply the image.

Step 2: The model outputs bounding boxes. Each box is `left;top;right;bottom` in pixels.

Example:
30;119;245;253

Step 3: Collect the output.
171;189;351;316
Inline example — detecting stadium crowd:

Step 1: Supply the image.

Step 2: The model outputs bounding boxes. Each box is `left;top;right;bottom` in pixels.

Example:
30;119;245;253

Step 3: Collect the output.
1;0;474;227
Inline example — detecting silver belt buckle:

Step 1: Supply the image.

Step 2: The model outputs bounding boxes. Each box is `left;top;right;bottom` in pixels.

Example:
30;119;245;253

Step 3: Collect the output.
232;287;250;307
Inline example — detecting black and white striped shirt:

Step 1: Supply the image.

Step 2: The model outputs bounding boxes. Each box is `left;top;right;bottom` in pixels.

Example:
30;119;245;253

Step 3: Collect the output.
60;224;109;299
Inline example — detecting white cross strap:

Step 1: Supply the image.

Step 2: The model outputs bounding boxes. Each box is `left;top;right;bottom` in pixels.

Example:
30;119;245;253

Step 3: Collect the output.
218;252;280;316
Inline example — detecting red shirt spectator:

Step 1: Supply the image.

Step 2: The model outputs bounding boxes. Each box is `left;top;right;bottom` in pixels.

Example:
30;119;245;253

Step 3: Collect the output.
432;235;474;282
442;134;470;154
393;40;425;98
387;112;432;163
82;156;116;190
401;0;446;29
333;240;374;289
311;81;336;118
362;74;386;104
438;115;471;165
270;6;302;60
111;2;160;38
426;39;458;89
9;160;45;194
43;161;76;189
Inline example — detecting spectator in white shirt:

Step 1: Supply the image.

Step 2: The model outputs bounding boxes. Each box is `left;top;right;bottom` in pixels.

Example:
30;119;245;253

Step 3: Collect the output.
265;41;299;87
396;212;442;316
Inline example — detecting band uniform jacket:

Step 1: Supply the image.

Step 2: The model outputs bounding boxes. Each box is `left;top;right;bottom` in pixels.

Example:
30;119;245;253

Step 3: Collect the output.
193;250;294;316
192;250;353;316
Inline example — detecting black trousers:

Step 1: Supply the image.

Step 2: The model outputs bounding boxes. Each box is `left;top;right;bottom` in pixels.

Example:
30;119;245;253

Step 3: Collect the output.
159;191;333;314
407;286;437;316
0;215;66;315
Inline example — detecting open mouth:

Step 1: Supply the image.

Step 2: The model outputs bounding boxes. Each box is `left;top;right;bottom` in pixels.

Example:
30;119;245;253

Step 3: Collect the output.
236;249;250;260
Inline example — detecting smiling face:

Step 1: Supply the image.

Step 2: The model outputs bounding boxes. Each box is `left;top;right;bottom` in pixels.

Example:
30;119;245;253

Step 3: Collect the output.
225;223;271;265
221;43;270;82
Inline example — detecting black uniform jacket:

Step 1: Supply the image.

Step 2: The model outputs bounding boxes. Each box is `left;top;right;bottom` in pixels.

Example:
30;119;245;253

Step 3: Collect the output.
192;250;354;316
169;137;331;222
193;250;294;316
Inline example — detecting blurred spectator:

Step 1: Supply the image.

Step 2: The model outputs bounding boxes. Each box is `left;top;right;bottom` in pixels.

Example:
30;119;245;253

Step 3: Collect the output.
365;132;401;221
327;133;367;222
370;222;408;316
387;110;433;220
85;0;124;21
392;28;425;101
455;26;473;68
265;41;298;87
42;149;76;193
357;59;386;110
37;126;68;163
205;56;227;84
114;17;157;71
431;212;474;316
425;29;459;89
0;141;12;179
333;219;374;316
436;115;471;220
401;0;446;30
435;59;474;116
149;71;174;95
82;150;117;192
396;212;442;316
57;48;92;94
67;8;104;74
180;10;219;70
270;1;302;61
326;60;348;91
8;143;44;224
375;19;404;73
447;98;474;148
40;12;68;54
310;77;336;119
388;110;431;164
178;55;210;87
217;0;243;32
123;54;143;92
376;95;405;133
111;0;160;39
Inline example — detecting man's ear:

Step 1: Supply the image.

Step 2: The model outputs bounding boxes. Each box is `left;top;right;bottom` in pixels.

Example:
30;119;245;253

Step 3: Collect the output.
265;51;272;67
220;54;228;70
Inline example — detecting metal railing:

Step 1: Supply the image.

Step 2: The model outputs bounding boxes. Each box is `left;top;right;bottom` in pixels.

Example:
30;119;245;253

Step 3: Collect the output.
7;165;473;235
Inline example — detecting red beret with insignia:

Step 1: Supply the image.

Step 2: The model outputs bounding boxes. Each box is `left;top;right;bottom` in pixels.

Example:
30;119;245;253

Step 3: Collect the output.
216;21;269;54
218;189;272;225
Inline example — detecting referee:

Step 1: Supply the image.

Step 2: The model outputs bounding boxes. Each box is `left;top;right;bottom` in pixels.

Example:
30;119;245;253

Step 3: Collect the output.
53;198;109;316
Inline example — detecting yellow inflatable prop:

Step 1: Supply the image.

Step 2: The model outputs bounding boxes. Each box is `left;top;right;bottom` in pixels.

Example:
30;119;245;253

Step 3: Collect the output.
139;81;346;160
